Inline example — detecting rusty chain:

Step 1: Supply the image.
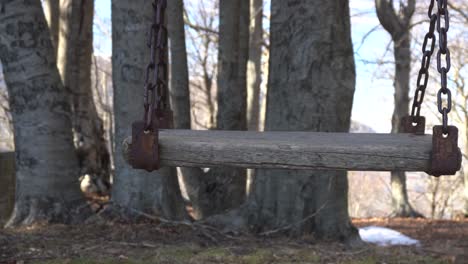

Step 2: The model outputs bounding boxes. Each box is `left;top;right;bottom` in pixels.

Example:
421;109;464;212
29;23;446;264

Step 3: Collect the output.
410;0;437;119
436;0;451;134
128;0;169;172
410;0;452;135
143;0;168;131
408;0;461;176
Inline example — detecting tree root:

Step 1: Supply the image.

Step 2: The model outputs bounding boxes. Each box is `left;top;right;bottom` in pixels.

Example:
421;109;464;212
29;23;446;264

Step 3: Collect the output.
5;196;92;228
199;203;365;248
389;205;425;218
87;202;245;245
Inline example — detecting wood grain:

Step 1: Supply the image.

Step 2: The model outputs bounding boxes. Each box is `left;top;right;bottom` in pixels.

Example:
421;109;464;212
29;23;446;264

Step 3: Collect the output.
123;130;433;171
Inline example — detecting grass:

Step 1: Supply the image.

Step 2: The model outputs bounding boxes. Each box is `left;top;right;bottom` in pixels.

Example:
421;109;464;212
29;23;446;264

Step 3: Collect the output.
36;246;447;264
8;219;465;264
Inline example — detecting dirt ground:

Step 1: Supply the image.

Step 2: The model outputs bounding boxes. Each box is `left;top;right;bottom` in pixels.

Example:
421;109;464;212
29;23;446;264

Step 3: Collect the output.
0;218;467;264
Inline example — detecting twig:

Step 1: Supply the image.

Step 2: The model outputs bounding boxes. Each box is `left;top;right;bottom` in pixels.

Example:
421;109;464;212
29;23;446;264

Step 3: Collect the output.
127;207;240;241
114;241;158;248
356;24;381;53
311;245;370;256
128;207;193;227
259;203;328;236
448;2;468;23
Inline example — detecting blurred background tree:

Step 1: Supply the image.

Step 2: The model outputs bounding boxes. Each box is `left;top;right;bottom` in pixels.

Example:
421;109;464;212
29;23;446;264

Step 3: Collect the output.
0;0;467;230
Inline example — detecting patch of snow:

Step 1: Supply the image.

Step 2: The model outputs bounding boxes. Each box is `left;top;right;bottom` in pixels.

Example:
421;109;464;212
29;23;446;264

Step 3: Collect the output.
359;226;420;247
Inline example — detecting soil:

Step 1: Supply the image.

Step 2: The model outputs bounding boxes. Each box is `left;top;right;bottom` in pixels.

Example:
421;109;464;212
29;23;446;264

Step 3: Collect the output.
0;218;467;264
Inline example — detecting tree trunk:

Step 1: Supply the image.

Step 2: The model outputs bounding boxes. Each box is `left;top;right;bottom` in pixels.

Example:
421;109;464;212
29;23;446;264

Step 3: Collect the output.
168;0;191;130
245;0;262;194
199;0;248;217
464;144;468;217
238;0;250;117
202;3;354;234
111;0;186;219
167;0;249;219
174;0;250;219
375;0;421;218
0;152;15;226
247;0;262;131
167;0;205;220
238;0;361;244
217;0;246;130
0;0;88;227
43;0;60;54
57;0;111;182
464;174;468;217
389;38;422;218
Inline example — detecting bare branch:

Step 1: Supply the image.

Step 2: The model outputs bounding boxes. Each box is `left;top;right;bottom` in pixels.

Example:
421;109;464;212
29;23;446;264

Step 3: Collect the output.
448;2;468;23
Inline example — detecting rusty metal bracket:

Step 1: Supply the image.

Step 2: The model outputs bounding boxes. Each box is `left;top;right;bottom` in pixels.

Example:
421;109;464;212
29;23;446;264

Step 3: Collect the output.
428;126;462;177
129;121;160;172
129;109;173;172
400;116;426;135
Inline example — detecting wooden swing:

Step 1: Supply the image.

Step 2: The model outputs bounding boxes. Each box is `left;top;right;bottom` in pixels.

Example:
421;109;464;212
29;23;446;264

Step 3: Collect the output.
125;0;462;176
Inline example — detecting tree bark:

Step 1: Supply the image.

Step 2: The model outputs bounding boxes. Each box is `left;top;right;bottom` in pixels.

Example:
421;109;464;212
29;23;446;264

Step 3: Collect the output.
167;0;205;220
111;0;186;219
238;0;250;119
57;0;111;182
235;0;360;244
389;38;422;218
0;0;88;227
464;176;468;217
167;0;203;219
0;152;15;226
43;0;60;54
168;0;190;130
217;0;246;130
166;0;248;218
174;0;250;218
375;0;422;218
247;0;263;131
464;144;468;217
198;0;249;217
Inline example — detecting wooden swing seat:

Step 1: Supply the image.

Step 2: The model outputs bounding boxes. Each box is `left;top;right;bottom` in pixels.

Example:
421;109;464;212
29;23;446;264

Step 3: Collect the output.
125;129;433;172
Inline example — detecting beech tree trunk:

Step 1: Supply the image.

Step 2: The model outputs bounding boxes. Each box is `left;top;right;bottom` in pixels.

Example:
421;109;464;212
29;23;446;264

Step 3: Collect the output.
0;152;15;226
464;144;468;216
43;0;60;53
111;0;186;219
168;0;191;130
247;0;263;131
0;0;88;227
238;0;250;115
169;0;250;219
375;0;422;218
464;178;468;217
200;0;249;217
240;0;361;244
390;38;422;217
57;0;110;181
167;0;207;220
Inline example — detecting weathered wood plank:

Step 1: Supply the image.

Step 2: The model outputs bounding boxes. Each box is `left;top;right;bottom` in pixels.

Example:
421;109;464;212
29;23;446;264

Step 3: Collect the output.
0;152;15;225
123;130;433;171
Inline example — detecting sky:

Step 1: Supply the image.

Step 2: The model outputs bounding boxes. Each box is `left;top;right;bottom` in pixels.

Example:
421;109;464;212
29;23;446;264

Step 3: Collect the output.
93;0;405;133
349;0;395;132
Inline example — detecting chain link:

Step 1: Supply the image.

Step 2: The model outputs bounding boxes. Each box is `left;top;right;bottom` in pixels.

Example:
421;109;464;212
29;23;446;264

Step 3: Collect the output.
410;1;437;118
143;0;168;131
436;0;451;133
410;0;452;134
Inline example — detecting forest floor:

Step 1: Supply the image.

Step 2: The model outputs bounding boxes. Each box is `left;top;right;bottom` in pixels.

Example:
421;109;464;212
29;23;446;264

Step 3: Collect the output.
0;217;467;264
